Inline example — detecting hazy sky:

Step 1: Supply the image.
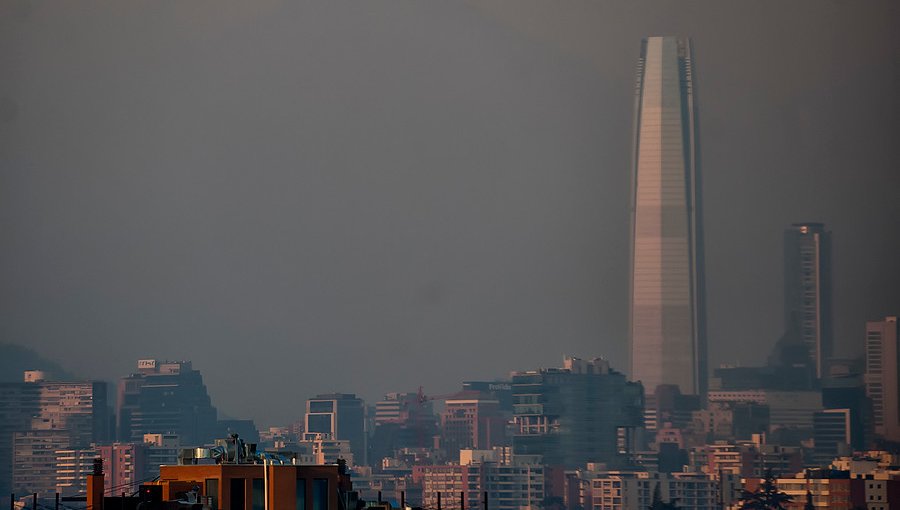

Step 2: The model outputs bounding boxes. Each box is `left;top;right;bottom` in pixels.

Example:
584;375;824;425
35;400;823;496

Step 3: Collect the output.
1;1;897;425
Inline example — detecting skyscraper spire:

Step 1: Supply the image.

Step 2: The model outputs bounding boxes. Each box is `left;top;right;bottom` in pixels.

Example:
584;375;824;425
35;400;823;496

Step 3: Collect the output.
629;36;707;396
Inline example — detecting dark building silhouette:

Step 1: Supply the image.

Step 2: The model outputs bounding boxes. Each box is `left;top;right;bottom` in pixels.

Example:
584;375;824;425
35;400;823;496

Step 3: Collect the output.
732;403;771;440
648;384;701;431
657;442;689;474
117;360;218;445
821;365;869;450
812;409;853;466
511;357;643;468
370;392;436;465
713;364;815;391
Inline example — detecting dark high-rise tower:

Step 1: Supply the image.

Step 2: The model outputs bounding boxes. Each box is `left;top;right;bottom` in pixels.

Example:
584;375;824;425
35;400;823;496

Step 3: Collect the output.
629;36;707;396
783;223;833;379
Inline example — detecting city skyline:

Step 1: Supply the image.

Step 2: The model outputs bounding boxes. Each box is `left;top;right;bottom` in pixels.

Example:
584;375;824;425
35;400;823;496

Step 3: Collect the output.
2;3;899;506
0;1;897;425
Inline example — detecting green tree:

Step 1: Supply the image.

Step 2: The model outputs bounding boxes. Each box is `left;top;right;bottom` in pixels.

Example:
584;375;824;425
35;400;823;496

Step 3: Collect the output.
739;470;792;510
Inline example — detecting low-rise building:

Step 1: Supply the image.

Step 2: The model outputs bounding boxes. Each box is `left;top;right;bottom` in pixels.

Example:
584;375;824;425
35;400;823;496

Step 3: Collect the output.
98;443;148;496
350;469;420;507
300;433;355;466
829;452;900;509
86;462;353;510
775;469;852;510
143;433;180;479
588;470;736;510
415;450;544;510
689;436;803;478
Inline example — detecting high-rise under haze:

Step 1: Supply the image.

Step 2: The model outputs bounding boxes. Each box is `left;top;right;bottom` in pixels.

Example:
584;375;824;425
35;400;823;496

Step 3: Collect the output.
629;36;707;396
783;223;833;379
865;316;899;443
304;393;367;466
116;360;218;445
511;357;643;468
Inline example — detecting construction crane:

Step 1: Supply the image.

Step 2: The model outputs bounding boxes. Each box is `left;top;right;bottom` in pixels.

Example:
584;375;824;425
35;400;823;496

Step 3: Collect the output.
397;386;472;452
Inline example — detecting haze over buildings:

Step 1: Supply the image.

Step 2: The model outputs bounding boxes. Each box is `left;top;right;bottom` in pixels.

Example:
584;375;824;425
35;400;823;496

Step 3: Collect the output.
1;5;899;505
0;1;897;426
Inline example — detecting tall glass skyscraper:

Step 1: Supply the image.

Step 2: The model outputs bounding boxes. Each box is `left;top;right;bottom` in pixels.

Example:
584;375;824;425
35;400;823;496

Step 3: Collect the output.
629;36;707;396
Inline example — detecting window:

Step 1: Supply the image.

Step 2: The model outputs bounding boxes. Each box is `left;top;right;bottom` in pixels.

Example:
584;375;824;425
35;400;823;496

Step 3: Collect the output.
230;478;246;510
313;479;329;510
252;479;264;510
206;479;219;510
296;479;306;510
309;401;334;413
307;415;333;435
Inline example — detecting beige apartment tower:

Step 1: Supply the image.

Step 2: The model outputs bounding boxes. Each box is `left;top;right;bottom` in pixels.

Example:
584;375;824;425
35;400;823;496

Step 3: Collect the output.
865;316;899;443
784;223;833;379
629;36;707;396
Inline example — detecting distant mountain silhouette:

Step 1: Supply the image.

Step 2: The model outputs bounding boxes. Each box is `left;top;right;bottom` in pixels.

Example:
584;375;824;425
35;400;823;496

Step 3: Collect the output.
0;343;77;382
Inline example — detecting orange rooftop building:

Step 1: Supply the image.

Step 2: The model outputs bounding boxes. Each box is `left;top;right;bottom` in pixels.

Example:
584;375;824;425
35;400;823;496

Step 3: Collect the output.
87;446;355;510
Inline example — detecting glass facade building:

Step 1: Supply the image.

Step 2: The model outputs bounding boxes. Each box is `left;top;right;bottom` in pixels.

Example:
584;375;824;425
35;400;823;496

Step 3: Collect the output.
511;358;643;468
304;394;366;466
629;36;707;396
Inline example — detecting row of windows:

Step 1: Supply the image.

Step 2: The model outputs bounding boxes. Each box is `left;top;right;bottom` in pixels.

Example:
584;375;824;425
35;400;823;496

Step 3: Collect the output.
207;477;329;510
